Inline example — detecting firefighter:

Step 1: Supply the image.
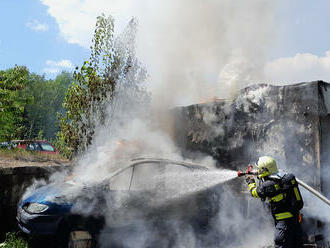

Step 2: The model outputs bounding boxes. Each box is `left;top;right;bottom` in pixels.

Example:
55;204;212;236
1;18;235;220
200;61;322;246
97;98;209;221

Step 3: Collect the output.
245;156;304;248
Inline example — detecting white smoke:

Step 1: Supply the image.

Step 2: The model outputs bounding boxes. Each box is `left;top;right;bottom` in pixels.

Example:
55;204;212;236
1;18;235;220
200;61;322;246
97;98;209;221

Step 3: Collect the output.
24;0;286;247
298;164;330;240
136;0;276;106
75;1;279;243
41;0;276;106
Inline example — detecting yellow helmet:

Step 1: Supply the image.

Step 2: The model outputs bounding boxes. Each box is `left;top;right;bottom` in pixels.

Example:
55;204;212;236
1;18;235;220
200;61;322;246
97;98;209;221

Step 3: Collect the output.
256;156;278;178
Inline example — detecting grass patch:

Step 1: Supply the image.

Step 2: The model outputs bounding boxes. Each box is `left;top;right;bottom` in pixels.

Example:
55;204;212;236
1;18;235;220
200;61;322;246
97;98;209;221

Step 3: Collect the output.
0;233;29;248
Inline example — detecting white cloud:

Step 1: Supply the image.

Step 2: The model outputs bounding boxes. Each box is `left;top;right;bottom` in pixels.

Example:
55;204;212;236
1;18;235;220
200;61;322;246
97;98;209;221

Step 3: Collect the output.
41;1;330;101
43;59;74;74
25;19;49;32
43;67;60;74
42;0;150;46
265;51;330;84
40;0;98;47
40;0;277;105
40;0;138;47
46;59;73;68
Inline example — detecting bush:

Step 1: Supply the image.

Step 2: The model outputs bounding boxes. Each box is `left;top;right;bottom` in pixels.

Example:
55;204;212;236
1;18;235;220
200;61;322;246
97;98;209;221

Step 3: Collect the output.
0;232;29;248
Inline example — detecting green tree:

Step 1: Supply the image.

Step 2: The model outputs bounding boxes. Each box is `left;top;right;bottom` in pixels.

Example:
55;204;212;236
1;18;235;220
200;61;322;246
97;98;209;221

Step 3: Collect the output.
59;14;147;157
0;66;32;141
23;71;72;140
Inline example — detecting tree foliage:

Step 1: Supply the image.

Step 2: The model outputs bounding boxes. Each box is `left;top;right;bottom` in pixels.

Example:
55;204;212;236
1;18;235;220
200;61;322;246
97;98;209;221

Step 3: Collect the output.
0;14;148;159
0;67;72;142
59;14;148;157
0;66;32;140
24;72;72;140
59;15;117;155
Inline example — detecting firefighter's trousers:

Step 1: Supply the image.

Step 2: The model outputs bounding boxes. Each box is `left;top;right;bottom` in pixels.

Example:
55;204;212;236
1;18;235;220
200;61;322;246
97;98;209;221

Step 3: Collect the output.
274;219;303;248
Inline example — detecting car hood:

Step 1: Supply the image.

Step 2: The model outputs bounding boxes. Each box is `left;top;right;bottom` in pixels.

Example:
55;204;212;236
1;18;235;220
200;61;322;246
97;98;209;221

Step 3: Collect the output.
22;182;78;206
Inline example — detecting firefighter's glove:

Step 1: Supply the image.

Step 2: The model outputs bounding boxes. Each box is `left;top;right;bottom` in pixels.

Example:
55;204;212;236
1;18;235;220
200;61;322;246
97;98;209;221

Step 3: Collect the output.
245;175;255;184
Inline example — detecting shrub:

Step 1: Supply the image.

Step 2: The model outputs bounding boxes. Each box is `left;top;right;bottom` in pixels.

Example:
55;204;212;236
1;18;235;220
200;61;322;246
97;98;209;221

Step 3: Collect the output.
0;233;29;248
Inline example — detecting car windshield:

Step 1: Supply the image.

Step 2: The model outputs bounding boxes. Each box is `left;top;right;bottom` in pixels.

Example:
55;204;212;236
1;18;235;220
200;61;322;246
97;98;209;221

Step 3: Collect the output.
40;143;55;152
130;162;165;191
26;143;41;151
110;167;133;190
109;161;196;192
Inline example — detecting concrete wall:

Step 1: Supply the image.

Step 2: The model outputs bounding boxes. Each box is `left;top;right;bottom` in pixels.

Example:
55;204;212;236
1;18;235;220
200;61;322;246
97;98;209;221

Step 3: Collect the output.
0;165;68;237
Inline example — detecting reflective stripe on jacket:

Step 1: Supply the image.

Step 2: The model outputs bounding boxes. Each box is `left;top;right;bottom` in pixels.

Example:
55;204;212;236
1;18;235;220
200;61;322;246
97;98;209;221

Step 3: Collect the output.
248;173;303;221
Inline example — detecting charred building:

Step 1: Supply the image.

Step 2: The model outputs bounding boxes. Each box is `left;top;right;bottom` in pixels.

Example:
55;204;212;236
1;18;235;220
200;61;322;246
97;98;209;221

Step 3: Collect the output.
175;80;330;198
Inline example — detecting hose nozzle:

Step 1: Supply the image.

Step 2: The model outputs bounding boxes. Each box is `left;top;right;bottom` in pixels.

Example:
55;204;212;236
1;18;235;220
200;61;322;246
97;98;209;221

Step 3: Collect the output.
237;164;258;177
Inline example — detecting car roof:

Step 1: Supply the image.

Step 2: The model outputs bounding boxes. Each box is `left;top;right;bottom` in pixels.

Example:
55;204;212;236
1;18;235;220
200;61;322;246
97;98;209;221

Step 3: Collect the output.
11;139;50;143
108;157;208;180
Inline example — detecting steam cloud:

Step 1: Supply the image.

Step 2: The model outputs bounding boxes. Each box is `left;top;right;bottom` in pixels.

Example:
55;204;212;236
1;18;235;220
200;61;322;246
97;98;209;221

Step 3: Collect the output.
27;0;327;247
41;0;277;106
67;0;278;246
134;0;276;106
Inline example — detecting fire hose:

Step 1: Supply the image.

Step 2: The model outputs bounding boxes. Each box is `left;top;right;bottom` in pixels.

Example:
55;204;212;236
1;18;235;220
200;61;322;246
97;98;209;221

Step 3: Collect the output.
237;165;330;207
295;178;330;207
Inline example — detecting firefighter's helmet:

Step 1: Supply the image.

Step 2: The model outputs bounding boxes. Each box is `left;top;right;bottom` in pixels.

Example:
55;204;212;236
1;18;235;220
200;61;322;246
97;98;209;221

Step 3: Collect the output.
256;156;278;178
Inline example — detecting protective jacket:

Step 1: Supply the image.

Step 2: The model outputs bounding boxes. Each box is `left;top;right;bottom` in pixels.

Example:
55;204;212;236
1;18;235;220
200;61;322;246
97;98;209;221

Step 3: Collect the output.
247;173;304;248
248;173;303;221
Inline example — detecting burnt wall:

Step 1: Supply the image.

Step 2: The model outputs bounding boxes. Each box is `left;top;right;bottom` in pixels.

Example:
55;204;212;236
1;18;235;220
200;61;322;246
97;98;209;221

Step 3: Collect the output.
0;165;68;238
175;81;330;189
319;83;330;198
320;115;330;198
281;83;320;187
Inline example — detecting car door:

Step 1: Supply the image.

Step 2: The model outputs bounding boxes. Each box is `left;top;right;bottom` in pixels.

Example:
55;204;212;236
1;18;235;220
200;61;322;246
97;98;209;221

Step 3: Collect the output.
104;166;134;227
128;162;201;221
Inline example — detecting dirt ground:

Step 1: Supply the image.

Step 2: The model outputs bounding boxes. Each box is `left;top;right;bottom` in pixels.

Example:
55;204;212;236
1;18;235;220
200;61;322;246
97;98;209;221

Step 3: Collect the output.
0;150;72;168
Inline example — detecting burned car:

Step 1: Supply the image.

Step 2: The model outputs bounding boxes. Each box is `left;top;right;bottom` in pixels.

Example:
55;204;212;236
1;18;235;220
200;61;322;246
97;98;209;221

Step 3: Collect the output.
17;158;229;247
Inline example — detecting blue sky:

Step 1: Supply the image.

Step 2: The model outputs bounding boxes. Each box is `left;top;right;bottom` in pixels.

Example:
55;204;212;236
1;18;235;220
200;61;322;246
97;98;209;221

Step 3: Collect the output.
1;0;330;85
0;0;88;77
275;0;330;57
